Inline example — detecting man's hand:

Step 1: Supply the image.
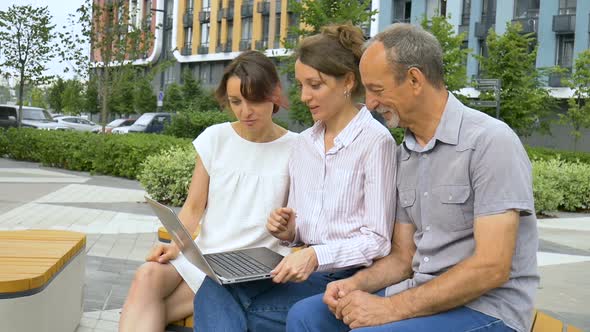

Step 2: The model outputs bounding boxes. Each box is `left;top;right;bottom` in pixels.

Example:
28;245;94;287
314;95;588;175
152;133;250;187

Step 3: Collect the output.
271;247;317;283
266;207;296;242
323;277;362;316
338;291;400;329
146;243;180;263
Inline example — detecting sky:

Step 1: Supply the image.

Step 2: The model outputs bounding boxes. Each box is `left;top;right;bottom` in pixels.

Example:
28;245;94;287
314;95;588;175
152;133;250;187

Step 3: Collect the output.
0;0;87;81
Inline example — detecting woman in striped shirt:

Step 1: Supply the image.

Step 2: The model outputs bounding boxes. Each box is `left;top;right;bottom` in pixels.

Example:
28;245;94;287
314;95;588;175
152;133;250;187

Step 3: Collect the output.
193;23;397;332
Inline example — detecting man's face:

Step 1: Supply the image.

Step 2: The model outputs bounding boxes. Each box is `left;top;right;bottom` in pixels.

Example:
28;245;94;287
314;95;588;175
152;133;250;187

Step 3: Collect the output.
360;42;412;129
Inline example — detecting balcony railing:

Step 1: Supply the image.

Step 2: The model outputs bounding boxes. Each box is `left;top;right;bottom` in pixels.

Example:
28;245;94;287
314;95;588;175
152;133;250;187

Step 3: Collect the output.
458;25;469;39
475;21;489;39
553;14;576;33
199;10;211;23
239;39;251;50
197;45;209;54
255;39;268;50
223;7;234;20
548;71;570;87
275;0;282;13
257;1;270;14
241;4;253;17
511;17;538;34
183;12;194;27
217;9;223;21
181;43;192;55
216;43;225;52
225;40;233;52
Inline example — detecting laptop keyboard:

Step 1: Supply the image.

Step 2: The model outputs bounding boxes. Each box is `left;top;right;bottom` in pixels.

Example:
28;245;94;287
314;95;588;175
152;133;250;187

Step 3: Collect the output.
206;251;272;277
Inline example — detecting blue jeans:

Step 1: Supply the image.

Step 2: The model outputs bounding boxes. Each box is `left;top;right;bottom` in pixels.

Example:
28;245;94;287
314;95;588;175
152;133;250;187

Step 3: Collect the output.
193;269;358;332
287;291;516;332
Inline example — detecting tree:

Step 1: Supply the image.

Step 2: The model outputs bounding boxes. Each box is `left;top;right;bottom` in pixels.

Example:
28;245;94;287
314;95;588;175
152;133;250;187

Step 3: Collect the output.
47;77;66;113
62;0;156;127
61;79;85;115
180;69;219;112
0;85;10;104
476;22;556;137
560;49;590;151
283;0;377;127
0;5;55;127
30;87;47;109
83;75;100;115
163;83;185;113
134;72;157;114
421;15;470;93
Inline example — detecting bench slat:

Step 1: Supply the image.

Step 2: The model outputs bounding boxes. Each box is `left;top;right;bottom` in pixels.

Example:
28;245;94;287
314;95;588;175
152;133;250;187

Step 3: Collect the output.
532;311;564;332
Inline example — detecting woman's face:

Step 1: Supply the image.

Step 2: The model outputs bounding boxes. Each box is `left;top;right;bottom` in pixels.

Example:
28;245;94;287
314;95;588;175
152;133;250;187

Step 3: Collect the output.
226;76;275;130
295;59;352;123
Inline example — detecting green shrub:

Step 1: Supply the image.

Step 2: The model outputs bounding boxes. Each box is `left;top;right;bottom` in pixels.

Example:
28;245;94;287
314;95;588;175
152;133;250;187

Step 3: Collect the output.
3;128;191;179
138;145;196;206
0;128;8;156
526;146;590;164
532;158;590;214
389;128;405;144
532;159;564;214
164;111;234;139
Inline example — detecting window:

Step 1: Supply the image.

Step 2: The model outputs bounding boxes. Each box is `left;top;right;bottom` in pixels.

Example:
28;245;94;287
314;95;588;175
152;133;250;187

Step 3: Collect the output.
558;0;576;15
556;34;575;68
461;0;471;26
393;0;412;23
242;17;253;40
201;23;210;46
514;0;539;18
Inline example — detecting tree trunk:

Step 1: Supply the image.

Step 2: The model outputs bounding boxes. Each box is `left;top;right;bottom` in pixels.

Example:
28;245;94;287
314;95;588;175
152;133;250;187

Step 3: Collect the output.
17;69;25;128
100;68;110;132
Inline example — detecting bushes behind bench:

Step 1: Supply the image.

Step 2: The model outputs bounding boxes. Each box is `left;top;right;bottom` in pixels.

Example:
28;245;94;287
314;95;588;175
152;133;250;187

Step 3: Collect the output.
1;128;191;179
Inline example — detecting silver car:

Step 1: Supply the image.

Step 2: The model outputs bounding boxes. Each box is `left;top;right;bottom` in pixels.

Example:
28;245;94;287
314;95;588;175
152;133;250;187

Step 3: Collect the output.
54;116;102;132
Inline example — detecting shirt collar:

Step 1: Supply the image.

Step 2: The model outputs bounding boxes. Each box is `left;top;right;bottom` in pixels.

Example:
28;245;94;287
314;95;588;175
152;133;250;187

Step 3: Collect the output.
309;106;372;148
402;92;463;153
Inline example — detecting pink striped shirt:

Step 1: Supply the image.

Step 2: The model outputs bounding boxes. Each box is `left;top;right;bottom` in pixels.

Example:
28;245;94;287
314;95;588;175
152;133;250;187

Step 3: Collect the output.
286;107;397;271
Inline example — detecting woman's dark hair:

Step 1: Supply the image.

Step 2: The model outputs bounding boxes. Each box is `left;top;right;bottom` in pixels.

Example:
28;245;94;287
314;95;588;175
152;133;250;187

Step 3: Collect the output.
215;50;285;113
294;23;365;99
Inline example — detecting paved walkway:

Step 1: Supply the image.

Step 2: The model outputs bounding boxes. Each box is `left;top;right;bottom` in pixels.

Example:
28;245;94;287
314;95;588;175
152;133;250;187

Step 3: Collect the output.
0;158;588;331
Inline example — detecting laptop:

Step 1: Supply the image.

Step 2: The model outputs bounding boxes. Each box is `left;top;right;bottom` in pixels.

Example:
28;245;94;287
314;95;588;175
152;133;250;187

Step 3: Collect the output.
145;195;284;284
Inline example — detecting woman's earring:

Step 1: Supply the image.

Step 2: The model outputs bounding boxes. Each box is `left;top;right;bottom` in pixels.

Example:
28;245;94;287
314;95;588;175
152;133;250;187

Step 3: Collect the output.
344;90;351;99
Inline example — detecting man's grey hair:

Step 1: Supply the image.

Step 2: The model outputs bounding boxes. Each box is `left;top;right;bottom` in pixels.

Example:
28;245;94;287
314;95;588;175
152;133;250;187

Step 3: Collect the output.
364;23;445;89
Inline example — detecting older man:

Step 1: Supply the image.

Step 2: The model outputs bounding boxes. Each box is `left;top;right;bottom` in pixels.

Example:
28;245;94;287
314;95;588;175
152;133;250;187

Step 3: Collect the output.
286;23;538;332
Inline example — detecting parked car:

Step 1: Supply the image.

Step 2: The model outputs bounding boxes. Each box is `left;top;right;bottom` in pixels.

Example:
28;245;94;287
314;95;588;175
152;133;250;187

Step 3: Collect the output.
127;113;172;134
54;116;102;132
111;126;132;134
0;105;70;130
92;118;136;133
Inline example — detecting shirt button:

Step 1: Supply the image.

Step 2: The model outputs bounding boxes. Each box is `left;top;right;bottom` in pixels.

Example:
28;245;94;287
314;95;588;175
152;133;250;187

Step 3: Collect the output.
422;154;428;159
425;225;431;231
448;195;453;200
423;257;430;262
404;200;408;204
424;192;428;197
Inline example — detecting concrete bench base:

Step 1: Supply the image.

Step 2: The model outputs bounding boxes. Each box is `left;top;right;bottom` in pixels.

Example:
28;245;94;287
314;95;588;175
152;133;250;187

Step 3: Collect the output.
0;251;85;332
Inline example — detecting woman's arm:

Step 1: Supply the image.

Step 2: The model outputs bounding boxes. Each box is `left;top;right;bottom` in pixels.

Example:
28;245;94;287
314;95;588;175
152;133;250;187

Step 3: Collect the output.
177;155;210;235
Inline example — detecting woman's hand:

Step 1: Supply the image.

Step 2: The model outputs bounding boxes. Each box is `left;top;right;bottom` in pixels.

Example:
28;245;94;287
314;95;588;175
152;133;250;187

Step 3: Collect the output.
271;247;318;283
266;207;296;242
145;243;180;263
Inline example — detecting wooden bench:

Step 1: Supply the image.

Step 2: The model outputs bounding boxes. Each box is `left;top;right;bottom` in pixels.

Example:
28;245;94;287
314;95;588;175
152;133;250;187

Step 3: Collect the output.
158;226;200;243
0;230;86;332
532;310;583;332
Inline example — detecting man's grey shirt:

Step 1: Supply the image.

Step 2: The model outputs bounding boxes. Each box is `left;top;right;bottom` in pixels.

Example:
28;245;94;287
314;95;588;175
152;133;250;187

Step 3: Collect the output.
386;93;539;332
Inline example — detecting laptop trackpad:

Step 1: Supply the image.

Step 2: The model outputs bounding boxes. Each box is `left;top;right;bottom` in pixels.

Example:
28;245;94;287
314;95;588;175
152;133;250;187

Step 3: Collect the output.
241;247;284;269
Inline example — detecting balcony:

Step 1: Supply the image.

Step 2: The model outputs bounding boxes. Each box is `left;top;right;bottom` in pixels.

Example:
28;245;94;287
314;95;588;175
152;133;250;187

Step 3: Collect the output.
239;39;251;51
475;22;489;39
181;43;192;55
255;39;268;50
197;45;209;54
458;24;469;38
224;40;233;52
165;16;174;29
241;4;253;17
223;7;234;20
183;12;193;27
275;0;282;13
553;15;576;33
257;1;270;14
548;71;570;87
512;17;538;34
199;10;211;23
217;9;223;21
216;43;225;52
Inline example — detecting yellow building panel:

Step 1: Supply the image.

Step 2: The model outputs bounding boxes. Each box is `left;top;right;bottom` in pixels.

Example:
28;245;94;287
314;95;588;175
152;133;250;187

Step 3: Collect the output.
232;0;243;52
177;0;186;51
209;0;221;53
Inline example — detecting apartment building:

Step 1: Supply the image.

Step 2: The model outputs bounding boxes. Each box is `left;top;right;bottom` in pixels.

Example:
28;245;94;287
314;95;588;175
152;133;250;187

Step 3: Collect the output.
375;0;590;92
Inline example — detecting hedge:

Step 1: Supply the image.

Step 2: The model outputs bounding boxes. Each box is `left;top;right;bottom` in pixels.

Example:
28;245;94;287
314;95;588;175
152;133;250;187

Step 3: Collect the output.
1;128;191;179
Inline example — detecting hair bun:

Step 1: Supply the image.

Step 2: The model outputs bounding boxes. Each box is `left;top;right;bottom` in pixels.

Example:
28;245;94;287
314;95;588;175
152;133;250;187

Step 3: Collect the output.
321;23;364;60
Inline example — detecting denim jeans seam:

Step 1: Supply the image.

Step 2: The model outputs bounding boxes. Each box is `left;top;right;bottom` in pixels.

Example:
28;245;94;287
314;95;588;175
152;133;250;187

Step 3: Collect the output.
463;319;505;332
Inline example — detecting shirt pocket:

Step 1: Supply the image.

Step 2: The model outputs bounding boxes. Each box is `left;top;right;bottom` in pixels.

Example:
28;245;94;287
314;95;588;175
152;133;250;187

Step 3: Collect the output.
398;188;417;226
432;185;473;231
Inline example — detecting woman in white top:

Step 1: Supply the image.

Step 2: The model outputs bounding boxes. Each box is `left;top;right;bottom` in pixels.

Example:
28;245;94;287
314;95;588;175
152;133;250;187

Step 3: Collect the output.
119;50;297;332
193;24;397;332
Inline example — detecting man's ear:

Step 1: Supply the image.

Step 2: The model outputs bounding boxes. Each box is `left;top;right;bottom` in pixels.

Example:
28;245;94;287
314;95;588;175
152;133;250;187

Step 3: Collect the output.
408;67;425;94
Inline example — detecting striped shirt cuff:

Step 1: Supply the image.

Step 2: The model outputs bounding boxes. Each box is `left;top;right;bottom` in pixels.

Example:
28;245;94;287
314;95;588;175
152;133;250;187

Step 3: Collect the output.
312;245;334;272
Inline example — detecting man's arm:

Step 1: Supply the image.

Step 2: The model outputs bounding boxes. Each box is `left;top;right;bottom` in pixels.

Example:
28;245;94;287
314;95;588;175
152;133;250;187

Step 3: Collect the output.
386;210;519;320
350;222;416;293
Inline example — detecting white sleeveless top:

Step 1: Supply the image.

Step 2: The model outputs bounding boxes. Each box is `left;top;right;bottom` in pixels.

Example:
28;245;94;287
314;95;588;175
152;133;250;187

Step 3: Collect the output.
171;122;297;292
